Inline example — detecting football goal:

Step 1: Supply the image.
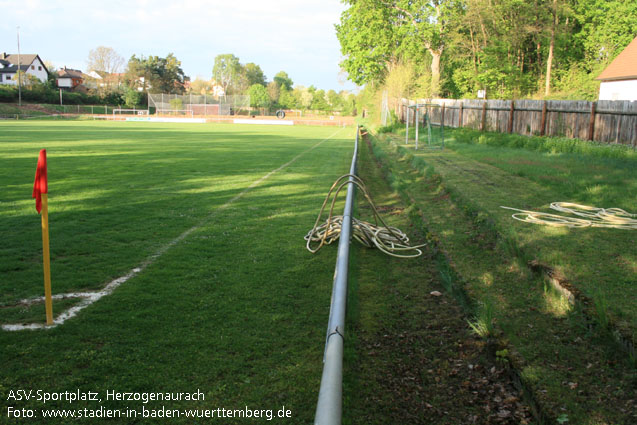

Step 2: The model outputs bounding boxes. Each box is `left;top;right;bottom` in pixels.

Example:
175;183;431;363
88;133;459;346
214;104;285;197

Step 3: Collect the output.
405;103;445;150
112;108;149;116
155;109;194;117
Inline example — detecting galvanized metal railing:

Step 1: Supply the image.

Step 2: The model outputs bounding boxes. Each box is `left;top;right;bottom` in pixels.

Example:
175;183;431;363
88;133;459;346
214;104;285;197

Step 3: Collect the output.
314;126;359;425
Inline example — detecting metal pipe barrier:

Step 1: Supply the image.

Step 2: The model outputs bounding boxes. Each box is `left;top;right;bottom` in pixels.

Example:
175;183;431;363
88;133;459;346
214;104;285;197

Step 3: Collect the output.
314;126;359;425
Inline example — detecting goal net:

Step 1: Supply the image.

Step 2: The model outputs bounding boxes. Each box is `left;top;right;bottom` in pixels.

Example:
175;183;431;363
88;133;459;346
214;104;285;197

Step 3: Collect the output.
405;103;445;150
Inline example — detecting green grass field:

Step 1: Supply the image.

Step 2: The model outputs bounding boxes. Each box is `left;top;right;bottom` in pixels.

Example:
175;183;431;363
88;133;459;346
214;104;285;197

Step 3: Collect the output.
2;119;635;424
0;121;356;423
387;127;637;334
368;127;636;424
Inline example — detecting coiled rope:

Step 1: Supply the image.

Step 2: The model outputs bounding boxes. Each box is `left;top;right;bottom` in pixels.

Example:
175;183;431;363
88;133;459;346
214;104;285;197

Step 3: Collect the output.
305;174;426;258
501;202;637;229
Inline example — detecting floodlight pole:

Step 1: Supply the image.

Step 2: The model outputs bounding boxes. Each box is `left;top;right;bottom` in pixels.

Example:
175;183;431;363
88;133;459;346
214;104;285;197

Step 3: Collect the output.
17;26;22;107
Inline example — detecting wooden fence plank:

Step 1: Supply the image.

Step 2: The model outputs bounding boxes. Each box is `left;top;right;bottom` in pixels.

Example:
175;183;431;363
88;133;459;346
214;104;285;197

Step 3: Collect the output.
404;98;637;146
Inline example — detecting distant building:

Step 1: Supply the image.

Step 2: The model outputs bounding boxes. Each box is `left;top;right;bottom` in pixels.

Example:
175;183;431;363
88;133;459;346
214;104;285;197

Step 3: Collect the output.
597;36;637;101
57;67;84;90
211;80;225;97
84;70;125;90
0;52;49;85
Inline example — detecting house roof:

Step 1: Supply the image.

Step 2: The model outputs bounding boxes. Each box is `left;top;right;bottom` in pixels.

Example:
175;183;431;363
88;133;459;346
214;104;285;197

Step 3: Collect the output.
2;53;38;66
58;67;83;79
597;36;637;81
0;64;29;74
0;53;49;75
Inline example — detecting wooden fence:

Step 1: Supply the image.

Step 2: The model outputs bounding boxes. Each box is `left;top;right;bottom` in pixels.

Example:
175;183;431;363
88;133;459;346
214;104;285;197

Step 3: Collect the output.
401;99;637;147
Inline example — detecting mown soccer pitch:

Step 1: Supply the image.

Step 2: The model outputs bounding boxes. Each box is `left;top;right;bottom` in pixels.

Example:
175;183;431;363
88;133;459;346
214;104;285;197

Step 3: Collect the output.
0;120;355;423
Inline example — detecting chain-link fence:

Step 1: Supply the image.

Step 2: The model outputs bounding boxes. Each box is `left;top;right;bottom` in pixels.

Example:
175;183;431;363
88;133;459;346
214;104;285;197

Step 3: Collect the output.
148;94;250;116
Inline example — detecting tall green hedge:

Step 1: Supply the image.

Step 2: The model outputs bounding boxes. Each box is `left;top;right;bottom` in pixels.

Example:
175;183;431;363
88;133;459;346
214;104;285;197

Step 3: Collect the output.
0;84;125;106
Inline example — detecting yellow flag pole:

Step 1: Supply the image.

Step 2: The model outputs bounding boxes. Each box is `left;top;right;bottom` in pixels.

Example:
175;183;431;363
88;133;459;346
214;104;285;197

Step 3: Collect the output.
41;193;53;325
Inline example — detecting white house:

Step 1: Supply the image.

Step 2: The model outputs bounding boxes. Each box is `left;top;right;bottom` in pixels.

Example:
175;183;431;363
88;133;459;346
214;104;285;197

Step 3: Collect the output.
56;67;84;90
0;52;48;85
597;36;637;101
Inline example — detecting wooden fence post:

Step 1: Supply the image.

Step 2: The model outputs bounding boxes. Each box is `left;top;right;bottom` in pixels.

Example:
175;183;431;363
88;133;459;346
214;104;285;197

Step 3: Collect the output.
540;101;548;136
588;101;597;141
508;101;515;133
481;102;487;131
458;102;463;128
441;103;446;127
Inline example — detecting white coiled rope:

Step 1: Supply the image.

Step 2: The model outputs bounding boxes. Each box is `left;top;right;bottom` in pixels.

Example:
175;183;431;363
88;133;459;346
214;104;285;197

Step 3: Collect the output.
501;202;637;229
305;174;426;258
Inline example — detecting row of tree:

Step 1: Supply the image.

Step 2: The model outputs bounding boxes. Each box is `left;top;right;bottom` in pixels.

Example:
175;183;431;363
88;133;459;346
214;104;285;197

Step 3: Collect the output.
83;48;356;113
247;83;357;114
336;0;637;100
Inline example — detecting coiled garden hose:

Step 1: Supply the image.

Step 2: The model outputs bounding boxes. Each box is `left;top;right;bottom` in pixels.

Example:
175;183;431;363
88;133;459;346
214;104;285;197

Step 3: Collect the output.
501;202;637;229
305;174;426;258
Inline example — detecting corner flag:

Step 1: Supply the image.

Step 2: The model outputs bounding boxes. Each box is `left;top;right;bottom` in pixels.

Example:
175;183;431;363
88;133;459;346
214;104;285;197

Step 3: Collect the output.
33;149;48;213
33;149;53;325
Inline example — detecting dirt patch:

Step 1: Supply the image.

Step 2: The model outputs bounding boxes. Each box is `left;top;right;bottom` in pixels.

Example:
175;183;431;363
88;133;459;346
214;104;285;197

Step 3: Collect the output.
18;104;57;114
351;272;533;424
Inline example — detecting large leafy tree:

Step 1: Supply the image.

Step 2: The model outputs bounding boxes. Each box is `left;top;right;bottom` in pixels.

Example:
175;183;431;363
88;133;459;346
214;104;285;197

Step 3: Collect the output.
337;0;455;96
248;83;270;108
126;53;186;94
212;54;242;95
336;1;403;87
87;46;124;74
273;71;294;91
243;63;267;87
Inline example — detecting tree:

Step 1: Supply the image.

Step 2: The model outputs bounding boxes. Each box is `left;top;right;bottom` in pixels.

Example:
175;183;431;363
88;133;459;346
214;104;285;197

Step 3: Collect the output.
87;46;124;74
243;63;267;87
248;83;270;108
273;71;293;90
278;87;297;109
311;89;330;111
293;86;313;109
267;81;280;104
169;98;184;111
125;53;186;94
337;1;455;96
327;90;342;110
124;87;142;108
212;54;242;95
189;77;213;94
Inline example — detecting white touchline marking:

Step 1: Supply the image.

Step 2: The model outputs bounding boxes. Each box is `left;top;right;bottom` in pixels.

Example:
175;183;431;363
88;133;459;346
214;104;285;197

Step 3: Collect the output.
3;128;347;331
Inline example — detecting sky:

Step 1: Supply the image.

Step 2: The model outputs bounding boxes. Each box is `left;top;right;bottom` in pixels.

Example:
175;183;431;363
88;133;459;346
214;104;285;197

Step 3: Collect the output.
0;0;358;92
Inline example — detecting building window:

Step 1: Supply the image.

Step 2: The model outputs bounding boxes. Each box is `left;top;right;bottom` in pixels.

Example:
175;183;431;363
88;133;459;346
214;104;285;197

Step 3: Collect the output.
6;75;11;80
31;65;35;70
38;66;42;71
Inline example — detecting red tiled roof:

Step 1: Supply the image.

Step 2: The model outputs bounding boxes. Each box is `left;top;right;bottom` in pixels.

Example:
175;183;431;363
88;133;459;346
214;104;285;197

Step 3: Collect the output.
597;36;637;81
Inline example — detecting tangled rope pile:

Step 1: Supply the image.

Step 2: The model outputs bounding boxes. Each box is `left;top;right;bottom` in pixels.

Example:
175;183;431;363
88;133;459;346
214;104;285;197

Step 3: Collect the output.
501;202;637;229
305;175;426;258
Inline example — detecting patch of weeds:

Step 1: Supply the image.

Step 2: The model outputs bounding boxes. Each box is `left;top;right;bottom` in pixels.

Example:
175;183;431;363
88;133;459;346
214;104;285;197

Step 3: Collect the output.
542;281;573;318
468;299;496;339
495;348;509;365
593;289;609;330
556;413;570;424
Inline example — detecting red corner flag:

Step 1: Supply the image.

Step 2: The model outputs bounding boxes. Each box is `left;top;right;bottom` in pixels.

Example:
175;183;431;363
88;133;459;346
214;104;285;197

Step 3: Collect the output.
32;149;48;213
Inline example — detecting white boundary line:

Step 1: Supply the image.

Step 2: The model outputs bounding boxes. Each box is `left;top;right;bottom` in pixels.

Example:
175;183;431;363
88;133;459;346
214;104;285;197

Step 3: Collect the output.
3;128;346;331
